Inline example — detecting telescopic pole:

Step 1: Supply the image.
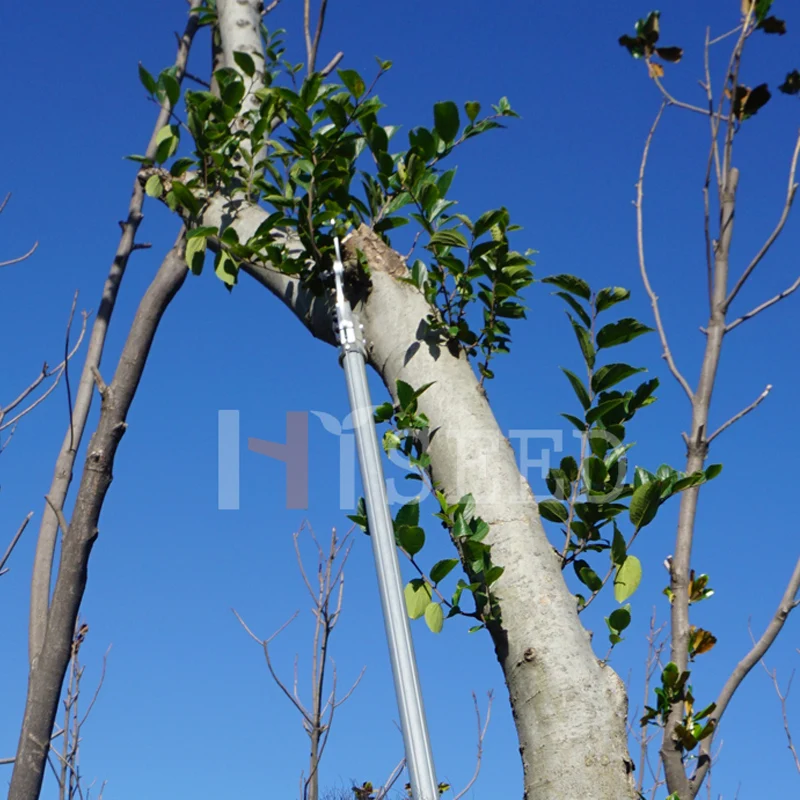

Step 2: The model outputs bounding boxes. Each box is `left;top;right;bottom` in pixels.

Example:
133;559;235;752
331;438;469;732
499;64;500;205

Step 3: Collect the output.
330;237;438;800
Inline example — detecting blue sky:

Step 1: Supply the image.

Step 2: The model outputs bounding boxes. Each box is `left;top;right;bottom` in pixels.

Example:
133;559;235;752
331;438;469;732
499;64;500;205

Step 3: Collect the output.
1;1;799;798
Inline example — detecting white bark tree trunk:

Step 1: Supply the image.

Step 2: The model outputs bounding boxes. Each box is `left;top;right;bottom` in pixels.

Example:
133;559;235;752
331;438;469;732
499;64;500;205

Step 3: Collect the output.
211;3;637;794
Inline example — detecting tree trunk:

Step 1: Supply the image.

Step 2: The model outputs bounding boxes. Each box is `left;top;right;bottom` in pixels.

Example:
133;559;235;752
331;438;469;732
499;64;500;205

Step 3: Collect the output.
205;194;636;797
9;239;189;800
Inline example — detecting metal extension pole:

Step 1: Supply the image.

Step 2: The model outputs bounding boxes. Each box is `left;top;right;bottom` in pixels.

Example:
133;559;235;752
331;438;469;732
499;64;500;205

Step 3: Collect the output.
330;237;438;800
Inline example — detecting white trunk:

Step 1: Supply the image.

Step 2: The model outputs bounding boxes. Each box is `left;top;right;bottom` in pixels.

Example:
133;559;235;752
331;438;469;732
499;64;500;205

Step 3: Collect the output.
212;4;636;793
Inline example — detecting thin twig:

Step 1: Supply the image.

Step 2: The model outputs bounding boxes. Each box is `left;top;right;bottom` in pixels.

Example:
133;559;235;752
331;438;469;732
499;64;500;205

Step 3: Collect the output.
726;275;800;332
691;556;800;792
0;513;33;576
724;130;800;312
452;691;493;800
0;241;39;268
759;659;800;773
706;384;771;444
635;101;695;403
45;495;71;539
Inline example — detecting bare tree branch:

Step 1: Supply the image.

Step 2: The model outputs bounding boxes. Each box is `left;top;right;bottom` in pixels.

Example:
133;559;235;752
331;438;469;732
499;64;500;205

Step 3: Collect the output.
724;130;800;313
452;691;494;800
0;300;88;437
235;524;361;800
726;273;800;333
0;241;39;269
635;101;695;403
304;0;329;74
9;230;190;800
0;513;33;577
26;0;203;667
759;658;800;774
706;384;771;444
691;556;800;792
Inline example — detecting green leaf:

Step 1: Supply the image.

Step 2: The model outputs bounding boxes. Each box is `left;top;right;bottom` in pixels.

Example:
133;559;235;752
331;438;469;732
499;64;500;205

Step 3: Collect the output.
464;101;481;122
569;316;596;370
429;229;469;249
485;565;504;585
160;72;180;107
430;559;459;584
398;525;425;556
542;273;591;301
538;499;569;523
144;174;163;198
705;464;723;480
575;560;603;592
611;525;627;566
559;457;578;484
596;318;654;349
561;368;591;410
754;0;774;24
395;500;420;528
608;606;631;632
629;480;662;529
614;555;642;602
424;602;444;633
169;181;199;215
214;250;238;287
555;291;592;329
583;456;608;491
586;397;627;426
374;402;394;423
337;68;365;98
595;286;630;313
404;579;432;619
433;101;460;143
592;364;646;393
138;63;157;94
185;235;206;275
473;209;507;240
233;50;256;77
154;123;180;163
397;380;416;411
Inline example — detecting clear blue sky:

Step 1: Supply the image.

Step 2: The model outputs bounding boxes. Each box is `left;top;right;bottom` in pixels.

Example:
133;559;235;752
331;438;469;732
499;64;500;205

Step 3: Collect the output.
2;1;799;798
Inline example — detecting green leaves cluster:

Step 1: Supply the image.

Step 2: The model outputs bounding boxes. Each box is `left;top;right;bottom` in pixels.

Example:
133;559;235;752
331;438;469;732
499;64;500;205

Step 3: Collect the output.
135;27;532;368
350;379;503;634
641;662;717;753
536;276;722;649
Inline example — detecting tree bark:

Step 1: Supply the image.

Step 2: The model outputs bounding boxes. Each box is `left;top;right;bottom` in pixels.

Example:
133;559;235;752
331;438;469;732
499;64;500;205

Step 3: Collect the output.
9;238;189;800
209;3;637;793
27;1;202;665
204;192;636;798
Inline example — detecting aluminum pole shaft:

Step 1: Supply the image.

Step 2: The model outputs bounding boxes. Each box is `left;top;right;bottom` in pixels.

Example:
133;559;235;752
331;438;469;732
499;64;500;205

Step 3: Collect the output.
332;240;438;800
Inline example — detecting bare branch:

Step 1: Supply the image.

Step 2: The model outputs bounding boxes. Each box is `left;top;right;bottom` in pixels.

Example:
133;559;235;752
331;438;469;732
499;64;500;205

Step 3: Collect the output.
304;0;329;73
319;51;343;77
725;130;800;312
44;495;71;540
759;659;800;774
375;759;406;800
725;274;800;333
27;0;203;668
691;556;800;792
0;241;39;269
232;608;312;723
0;513;33;576
707;384;772;444
0;306;89;433
635;101;695;403
452;691;494;800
